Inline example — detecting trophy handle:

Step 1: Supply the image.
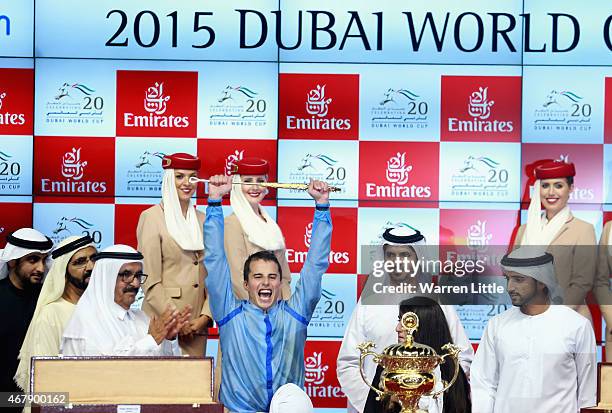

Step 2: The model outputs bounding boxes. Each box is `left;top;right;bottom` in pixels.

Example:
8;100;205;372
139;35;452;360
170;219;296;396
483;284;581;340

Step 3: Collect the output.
356;342;384;397
429;343;462;399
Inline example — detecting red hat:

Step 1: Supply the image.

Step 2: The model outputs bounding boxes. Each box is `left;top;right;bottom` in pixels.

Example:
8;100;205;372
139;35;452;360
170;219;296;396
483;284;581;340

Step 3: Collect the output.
232;157;269;175
533;159;575;180
161;153;201;170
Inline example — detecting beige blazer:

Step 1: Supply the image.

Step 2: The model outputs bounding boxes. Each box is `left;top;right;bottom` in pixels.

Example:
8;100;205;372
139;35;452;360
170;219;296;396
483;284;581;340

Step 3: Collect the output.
137;204;212;356
223;213;292;300
515;213;596;305
595;221;612;305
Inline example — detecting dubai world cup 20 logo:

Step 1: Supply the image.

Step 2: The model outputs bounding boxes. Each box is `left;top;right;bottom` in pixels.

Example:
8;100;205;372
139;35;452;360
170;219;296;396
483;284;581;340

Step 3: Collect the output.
531;89;592;134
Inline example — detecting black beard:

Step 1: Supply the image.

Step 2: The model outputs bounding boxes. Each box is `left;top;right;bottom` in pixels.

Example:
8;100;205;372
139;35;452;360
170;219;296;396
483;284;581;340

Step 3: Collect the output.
16;268;43;288
67;272;90;291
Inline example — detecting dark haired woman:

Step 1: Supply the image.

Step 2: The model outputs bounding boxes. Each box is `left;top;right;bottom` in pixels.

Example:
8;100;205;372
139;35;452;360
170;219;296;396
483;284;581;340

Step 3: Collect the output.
364;296;471;413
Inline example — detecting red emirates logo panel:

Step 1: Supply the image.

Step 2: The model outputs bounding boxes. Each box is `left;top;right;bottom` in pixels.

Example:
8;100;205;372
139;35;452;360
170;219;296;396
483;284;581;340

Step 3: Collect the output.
304;340;346;408
0;68;33;135
114;204;153;248
359;141;439;207
33;136;115;202
441;75;521;142
279;73;359;140
520;143;603;206
277;206;357;274
197;138;278;200
116;70;198;137
0;203;33;245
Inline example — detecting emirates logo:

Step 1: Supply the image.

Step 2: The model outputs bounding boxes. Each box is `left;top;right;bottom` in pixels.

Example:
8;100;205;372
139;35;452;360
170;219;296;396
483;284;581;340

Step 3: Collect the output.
61;148;88;180
144;82;170;115
386;152;412;185
224;150;245;176
306;85;332;117
468;87;494;120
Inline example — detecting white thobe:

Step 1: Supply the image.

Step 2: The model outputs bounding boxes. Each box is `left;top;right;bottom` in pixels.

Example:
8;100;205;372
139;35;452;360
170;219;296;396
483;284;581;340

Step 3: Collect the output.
471;305;597;413
30;299;75;356
337;299;474;413
61;306;180;356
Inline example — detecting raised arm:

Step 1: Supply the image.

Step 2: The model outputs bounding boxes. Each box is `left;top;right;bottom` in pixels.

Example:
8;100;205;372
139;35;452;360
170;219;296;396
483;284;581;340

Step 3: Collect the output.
289;180;332;321
204;175;239;322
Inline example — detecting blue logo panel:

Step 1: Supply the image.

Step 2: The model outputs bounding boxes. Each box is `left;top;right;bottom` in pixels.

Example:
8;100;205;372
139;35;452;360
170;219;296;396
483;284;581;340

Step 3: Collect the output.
0;135;32;195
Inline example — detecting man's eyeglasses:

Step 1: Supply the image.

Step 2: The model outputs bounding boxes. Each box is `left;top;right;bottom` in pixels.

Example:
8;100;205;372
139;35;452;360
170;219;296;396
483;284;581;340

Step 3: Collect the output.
69;256;95;268
117;271;148;284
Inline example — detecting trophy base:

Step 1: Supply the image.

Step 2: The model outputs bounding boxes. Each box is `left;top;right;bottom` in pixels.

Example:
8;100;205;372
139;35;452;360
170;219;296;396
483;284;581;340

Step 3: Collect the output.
398;407;426;413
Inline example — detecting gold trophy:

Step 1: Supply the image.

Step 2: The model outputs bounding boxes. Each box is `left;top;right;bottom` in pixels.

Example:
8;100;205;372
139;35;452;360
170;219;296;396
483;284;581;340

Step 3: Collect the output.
357;312;461;413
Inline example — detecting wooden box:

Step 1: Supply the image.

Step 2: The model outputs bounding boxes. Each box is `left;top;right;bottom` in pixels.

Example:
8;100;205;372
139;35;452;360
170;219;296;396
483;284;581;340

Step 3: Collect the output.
30;356;223;413
581;362;612;413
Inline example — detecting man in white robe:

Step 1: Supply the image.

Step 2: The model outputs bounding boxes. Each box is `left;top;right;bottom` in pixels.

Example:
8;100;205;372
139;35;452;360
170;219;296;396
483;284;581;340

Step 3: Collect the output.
62;245;190;356
471;247;597;413
0;228;53;395
15;235;96;391
337;226;473;413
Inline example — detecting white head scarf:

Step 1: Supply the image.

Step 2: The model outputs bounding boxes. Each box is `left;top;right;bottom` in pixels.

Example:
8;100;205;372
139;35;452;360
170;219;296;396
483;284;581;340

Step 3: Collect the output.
15;235;95;390
229;174;285;251
522;179;571;246
362;225;433;306
379;225;428;257
501;246;564;305
61;244;145;354
269;383;314;413
0;228;53;280
161;169;203;251
370;225;429;274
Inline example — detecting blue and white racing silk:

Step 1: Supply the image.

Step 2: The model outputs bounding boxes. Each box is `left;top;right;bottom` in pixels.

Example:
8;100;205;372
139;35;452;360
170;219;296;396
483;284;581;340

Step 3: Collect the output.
204;203;332;413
